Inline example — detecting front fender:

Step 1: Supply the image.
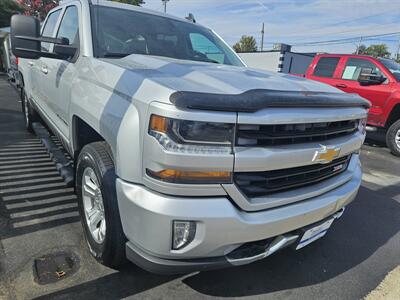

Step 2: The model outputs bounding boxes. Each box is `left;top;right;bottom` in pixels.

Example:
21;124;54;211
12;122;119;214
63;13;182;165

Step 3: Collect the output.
69;59;147;183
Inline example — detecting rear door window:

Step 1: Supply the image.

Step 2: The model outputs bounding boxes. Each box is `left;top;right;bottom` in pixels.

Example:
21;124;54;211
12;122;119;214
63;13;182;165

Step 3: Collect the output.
313;57;340;78
41;10;62;52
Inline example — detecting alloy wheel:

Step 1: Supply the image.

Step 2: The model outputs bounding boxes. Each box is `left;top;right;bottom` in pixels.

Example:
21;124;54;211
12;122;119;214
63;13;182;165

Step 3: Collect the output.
82;167;106;244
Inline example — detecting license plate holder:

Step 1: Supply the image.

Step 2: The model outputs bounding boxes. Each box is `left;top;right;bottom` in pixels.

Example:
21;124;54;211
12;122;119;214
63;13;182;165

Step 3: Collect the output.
296;218;335;250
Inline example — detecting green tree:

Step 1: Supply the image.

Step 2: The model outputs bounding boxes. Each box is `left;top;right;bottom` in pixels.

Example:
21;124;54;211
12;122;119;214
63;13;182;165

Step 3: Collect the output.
110;0;145;5
355;43;391;58
233;35;257;53
0;0;24;27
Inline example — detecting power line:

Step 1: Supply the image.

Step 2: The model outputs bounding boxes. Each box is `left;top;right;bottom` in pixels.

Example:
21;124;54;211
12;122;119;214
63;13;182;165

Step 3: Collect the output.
284;9;397;39
291;32;400;46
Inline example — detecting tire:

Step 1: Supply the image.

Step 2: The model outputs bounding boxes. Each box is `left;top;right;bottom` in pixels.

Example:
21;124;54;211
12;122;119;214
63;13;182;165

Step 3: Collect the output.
21;88;39;133
386;119;400;157
76;142;126;268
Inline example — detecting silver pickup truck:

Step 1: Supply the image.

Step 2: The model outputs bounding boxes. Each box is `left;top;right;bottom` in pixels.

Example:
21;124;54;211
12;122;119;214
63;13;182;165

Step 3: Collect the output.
11;0;369;274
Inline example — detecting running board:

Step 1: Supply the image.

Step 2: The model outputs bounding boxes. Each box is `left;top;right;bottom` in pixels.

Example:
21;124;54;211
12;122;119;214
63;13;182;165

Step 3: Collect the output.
32;122;74;187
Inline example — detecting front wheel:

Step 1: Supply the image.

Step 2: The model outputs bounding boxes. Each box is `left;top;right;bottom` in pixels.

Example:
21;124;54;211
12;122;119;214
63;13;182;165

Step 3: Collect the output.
76;142;126;268
386;119;400;157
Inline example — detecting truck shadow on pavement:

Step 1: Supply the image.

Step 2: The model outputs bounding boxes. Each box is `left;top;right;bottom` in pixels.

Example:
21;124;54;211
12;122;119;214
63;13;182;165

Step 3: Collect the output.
183;185;400;297
0;110;80;239
32;184;400;299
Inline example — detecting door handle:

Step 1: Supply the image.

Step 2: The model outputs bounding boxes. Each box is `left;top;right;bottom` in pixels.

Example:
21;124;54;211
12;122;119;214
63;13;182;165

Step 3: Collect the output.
28;61;34;67
335;83;347;88
41;66;48;75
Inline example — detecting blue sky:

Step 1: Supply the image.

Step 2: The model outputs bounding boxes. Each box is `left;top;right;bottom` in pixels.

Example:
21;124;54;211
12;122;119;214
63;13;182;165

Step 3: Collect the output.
143;0;400;56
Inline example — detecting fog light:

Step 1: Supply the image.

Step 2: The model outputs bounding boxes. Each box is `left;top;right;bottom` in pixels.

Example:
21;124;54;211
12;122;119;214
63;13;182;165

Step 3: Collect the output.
359;118;367;134
172;221;196;250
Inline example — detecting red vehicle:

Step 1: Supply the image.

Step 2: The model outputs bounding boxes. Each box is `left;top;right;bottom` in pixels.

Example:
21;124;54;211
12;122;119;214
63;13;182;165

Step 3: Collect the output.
305;54;400;156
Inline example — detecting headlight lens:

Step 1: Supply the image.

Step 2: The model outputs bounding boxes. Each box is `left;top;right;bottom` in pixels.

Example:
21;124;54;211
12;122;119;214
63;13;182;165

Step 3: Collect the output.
150;115;234;145
358;118;367;134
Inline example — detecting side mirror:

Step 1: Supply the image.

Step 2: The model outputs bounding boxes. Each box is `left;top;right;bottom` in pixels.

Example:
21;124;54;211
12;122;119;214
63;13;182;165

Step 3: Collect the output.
11;15;41;59
358;67;386;86
11;14;71;60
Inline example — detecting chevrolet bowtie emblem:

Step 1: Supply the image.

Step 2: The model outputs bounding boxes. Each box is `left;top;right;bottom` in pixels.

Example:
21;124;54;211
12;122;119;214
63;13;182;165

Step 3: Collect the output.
313;146;341;163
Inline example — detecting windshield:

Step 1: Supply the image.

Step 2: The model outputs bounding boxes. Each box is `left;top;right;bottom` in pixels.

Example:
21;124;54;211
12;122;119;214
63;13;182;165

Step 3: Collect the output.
91;6;244;67
378;58;400;81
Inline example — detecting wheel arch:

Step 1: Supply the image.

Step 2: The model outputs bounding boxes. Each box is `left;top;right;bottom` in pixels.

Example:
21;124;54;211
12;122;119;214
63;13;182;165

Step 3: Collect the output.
385;103;400;129
71;115;114;161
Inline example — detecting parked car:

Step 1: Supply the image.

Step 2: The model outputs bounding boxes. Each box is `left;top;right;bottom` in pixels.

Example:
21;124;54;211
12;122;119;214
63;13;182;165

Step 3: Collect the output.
10;0;369;274
304;54;400;156
6;35;20;85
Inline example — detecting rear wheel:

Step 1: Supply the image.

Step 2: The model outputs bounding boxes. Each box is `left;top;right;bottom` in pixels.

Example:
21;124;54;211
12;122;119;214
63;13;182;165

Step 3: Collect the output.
21;88;39;133
386;119;400;157
76;142;126;268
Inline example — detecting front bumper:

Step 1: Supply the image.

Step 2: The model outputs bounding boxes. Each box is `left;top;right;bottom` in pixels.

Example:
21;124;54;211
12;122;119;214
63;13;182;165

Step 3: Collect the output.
116;156;361;274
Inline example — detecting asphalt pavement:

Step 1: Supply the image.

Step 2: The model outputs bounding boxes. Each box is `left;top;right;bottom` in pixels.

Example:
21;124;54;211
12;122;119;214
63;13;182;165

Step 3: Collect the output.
0;76;399;300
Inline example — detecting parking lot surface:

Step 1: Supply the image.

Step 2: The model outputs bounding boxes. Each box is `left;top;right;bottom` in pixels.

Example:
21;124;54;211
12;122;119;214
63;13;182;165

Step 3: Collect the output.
0;77;399;300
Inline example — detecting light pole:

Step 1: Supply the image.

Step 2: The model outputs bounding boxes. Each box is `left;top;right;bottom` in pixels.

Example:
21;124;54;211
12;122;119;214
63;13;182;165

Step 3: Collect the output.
356;36;363;54
260;22;265;52
162;0;170;13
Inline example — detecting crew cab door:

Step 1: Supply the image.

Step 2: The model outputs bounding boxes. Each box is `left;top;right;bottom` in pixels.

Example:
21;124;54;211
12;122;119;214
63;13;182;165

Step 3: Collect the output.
30;9;62;109
40;4;80;141
333;57;393;126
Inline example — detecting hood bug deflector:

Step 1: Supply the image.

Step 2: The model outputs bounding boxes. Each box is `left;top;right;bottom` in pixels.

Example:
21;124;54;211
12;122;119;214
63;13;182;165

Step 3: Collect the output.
170;89;371;112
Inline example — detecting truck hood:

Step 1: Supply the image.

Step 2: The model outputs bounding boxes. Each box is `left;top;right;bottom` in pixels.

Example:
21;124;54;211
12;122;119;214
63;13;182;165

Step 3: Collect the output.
104;54;340;94
102;54;369;111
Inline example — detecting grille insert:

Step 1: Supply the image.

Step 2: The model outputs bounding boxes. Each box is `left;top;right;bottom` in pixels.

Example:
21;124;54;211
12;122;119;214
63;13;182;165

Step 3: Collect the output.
234;155;351;197
237;120;358;146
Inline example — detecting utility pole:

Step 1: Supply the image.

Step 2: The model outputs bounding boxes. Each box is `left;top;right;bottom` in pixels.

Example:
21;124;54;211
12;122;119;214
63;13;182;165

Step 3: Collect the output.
162;0;169;13
260;22;265;52
396;34;400;61
356;36;363;54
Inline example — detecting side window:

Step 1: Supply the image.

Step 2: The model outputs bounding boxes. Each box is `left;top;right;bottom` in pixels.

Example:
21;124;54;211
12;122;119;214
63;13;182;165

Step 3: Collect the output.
313;57;340;78
189;33;225;64
57;6;79;46
41;10;61;52
341;58;384;81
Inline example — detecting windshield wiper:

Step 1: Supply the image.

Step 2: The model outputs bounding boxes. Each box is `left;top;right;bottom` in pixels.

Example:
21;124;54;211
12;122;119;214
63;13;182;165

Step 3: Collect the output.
193;57;220;64
206;59;220;64
103;52;130;58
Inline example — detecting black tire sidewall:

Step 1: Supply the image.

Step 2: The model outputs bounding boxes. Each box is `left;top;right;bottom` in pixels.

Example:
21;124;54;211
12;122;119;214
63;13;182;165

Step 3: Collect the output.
21;89;32;131
76;143;125;266
386;120;400;156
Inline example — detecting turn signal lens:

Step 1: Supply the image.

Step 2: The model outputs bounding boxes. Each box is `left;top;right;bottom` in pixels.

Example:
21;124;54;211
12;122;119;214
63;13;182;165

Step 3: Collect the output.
147;169;231;184
150;115;168;133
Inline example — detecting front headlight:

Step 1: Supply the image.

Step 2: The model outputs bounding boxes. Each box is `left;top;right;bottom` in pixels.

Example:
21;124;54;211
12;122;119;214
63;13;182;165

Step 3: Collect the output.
147;115;234;184
358;118;367;134
149;115;234;154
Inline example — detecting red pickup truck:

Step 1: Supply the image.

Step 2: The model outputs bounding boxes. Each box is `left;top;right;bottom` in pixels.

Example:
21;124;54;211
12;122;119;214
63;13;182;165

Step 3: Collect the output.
304;54;400;156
